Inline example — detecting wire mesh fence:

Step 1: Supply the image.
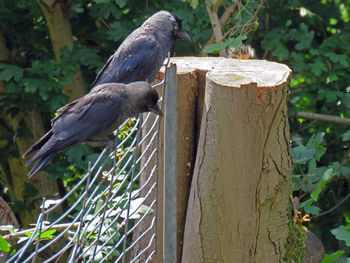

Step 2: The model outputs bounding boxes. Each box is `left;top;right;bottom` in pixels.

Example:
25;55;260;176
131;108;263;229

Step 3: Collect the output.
4;61;177;263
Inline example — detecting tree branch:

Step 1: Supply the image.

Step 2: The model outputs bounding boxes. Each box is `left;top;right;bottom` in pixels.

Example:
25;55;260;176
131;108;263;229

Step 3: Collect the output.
201;2;238;52
312;192;350;219
205;0;226;56
291;112;350;126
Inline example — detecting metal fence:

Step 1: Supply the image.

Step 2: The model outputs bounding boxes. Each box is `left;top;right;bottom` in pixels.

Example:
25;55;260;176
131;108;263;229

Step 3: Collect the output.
5;62;177;263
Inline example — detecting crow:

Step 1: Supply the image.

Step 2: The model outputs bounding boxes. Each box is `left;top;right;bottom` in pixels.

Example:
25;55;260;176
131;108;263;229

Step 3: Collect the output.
23;82;162;178
91;10;191;88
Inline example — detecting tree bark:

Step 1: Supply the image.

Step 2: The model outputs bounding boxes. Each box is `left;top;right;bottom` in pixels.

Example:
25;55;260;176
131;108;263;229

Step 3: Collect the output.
174;57;292;262
37;0;86;101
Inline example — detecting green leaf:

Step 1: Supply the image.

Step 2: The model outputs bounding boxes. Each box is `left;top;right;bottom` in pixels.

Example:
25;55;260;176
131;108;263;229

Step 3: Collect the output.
25;229;56;240
39;229;56;239
187;0;199;8
317;89;342;102
225;35;247;49
115;0;126;8
304;205;321;215
95;199;104;215
0;64;24;82
341;131;350;141
291;144;315;164
331;225;350;246
204;43;227;54
299;198;314;208
94;0;111;3
342;94;350;109
0;235;11;252
325;52;350;67
273;44;289;60
321;250;344;263
204;36;247;54
306;133;326;161
107;22;131;42
295;31;314;50
65;144;94;163
310;58;327;76
310;168;334;202
326;72;338;83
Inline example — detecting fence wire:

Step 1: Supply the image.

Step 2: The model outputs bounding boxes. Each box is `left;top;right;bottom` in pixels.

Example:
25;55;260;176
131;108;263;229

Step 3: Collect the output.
5;62;173;263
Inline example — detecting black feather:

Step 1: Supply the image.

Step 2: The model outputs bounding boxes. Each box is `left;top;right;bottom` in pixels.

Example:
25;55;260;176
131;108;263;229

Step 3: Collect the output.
22;131;53;158
23;82;161;177
28;153;55;178
91;10;190;89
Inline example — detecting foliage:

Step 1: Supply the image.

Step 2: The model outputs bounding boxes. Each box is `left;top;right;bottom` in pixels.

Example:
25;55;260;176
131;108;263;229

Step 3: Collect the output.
0;235;11;252
0;0;202;216
254;0;350;260
204;35;247;54
322;250;345;263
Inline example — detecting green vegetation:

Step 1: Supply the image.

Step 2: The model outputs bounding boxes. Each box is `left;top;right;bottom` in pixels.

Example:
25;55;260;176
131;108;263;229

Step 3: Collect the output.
283;220;307;263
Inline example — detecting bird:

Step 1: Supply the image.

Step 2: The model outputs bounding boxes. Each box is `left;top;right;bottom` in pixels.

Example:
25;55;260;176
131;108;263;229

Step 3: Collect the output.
91;10;191;89
23;81;162;178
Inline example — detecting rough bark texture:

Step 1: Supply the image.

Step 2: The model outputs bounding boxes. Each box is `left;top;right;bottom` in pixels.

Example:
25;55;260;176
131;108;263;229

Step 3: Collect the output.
176;57;292;262
37;0;86;101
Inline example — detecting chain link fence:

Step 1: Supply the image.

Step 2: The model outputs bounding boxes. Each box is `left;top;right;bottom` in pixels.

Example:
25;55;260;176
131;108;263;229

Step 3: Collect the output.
4;62;177;263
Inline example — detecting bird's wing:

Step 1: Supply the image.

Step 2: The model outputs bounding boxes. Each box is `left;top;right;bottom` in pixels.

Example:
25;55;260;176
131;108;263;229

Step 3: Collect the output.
52;100;79;124
52;90;126;144
92;36;160;87
29;90;126;164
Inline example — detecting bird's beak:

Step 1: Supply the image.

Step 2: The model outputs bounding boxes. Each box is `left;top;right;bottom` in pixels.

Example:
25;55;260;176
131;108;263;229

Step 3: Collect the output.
148;104;163;116
176;29;192;42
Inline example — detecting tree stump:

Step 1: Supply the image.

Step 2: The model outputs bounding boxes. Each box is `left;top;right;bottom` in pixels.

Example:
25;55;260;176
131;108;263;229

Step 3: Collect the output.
175;57;292;262
134;57;292;262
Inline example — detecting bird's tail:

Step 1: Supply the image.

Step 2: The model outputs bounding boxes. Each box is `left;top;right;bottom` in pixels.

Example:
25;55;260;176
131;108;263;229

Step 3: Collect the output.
23;130;53;158
28;152;55;178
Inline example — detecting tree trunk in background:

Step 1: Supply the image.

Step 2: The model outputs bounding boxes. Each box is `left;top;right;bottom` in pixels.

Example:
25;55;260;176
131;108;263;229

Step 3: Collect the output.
0;0;88;226
175;57;292;262
37;0;86;101
0;30;61;226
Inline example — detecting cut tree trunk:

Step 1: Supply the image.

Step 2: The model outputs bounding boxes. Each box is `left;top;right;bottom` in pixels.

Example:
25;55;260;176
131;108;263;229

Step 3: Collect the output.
176;57;292;262
133;57;292;262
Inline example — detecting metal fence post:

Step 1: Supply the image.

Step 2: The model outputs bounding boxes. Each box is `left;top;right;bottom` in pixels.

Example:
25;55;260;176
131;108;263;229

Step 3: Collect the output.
163;63;178;263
